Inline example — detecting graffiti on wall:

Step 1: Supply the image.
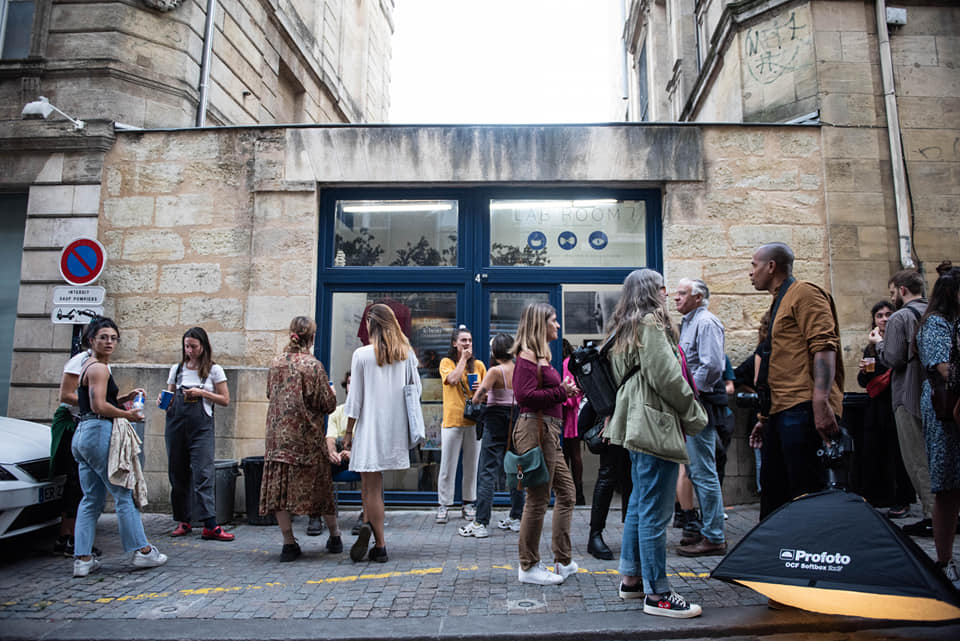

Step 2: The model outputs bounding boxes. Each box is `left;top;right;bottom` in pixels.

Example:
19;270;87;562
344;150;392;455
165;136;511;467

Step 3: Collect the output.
743;10;811;85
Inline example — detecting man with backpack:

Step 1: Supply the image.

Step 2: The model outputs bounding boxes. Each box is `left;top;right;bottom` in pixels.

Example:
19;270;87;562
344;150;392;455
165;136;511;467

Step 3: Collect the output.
872;269;933;536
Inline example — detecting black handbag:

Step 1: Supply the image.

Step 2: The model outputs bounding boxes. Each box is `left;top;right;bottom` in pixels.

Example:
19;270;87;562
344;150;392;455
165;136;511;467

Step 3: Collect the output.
582;419;606;455
463;399;486;423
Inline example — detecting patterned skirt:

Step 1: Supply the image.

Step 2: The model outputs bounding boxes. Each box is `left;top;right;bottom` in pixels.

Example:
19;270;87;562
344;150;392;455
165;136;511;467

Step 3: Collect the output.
259;458;336;517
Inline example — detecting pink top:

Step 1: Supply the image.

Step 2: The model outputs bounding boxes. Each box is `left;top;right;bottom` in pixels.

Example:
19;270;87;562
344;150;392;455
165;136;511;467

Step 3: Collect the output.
561;357;583;438
486;365;514;406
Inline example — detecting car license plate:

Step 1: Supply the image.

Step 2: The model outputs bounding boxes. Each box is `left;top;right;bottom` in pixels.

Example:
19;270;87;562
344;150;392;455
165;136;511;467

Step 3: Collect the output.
38;484;63;504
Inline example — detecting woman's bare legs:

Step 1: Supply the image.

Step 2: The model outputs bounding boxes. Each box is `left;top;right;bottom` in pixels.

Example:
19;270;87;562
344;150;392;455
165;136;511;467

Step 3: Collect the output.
361;471;386;547
275;510;296;544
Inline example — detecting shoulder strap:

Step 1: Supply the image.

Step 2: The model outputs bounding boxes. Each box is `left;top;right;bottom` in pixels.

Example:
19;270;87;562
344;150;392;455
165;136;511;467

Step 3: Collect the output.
174;363;183;388
904;304;922;321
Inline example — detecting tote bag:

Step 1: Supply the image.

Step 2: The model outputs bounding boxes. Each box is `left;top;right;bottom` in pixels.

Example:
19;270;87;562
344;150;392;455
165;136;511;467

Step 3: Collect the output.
404;356;425;449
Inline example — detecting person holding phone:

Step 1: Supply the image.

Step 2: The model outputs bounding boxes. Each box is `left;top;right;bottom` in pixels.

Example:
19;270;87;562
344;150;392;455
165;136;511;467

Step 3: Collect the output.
436;325;486;524
161;327;233;541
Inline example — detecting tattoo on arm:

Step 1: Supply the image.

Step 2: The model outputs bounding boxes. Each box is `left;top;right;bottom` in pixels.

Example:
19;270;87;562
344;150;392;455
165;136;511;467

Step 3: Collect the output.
813;351;835;392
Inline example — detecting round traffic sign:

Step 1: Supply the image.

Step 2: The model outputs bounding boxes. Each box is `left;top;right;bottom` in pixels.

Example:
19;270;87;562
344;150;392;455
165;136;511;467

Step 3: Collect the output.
59;237;106;286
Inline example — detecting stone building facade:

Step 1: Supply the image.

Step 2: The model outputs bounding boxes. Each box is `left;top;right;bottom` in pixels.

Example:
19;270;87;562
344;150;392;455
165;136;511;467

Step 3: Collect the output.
624;0;959;364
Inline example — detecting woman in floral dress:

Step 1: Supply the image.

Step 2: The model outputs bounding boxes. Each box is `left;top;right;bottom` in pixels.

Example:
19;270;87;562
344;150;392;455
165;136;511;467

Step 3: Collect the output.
260;316;339;562
916;266;960;588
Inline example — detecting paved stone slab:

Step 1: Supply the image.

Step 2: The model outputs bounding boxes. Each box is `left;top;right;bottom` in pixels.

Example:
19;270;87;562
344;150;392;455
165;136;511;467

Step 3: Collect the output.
0;503;958;640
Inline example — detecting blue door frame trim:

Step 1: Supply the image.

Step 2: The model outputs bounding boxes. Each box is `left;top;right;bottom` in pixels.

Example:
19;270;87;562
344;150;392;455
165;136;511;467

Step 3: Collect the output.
315;186;662;505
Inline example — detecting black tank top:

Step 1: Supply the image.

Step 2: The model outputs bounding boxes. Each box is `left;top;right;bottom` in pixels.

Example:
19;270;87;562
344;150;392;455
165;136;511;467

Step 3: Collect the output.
77;363;121;415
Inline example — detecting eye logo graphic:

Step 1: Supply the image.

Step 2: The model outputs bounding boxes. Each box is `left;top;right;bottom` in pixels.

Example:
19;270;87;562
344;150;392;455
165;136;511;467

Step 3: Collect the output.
558;231;577;250
589;231;608;250
527;231;547;251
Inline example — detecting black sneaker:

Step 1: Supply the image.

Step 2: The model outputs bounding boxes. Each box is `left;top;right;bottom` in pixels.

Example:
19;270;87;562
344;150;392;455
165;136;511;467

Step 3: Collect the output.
280;541;301;562
902;518;933;537
326;535;343;554
350;522;372;562
618;581;644;600
643;592;703;618
53;535;73;557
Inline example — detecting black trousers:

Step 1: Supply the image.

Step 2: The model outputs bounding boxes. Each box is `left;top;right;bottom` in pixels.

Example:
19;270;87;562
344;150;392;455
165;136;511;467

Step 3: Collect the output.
590;443;632;532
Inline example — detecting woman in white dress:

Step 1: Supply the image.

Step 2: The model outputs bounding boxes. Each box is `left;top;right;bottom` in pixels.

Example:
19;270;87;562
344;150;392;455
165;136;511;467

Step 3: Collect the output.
343;303;421;563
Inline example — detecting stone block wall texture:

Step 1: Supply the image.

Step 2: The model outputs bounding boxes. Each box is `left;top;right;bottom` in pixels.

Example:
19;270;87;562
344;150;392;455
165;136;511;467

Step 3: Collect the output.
1;0;392;127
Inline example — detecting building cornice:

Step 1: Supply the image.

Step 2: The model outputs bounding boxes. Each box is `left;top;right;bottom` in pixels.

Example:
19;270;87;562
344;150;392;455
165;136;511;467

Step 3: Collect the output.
0;119;116;153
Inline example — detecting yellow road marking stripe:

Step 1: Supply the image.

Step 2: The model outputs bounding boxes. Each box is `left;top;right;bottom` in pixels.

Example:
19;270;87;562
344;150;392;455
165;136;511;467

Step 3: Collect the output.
4;566;709;609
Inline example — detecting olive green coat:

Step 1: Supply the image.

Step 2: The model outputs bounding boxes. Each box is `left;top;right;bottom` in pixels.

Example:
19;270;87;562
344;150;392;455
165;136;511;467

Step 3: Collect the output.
605;314;708;464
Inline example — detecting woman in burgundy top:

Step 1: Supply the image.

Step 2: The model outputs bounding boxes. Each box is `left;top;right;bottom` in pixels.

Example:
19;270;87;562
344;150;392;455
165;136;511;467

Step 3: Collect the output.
511;302;580;586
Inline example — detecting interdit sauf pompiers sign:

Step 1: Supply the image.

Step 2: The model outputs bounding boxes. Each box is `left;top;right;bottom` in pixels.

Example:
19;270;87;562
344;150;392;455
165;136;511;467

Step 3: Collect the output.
488;199;647;268
52;237;107;324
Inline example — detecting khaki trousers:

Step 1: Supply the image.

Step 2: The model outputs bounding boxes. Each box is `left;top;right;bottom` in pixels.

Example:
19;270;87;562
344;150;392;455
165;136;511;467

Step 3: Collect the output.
514;413;575;571
894;406;934;518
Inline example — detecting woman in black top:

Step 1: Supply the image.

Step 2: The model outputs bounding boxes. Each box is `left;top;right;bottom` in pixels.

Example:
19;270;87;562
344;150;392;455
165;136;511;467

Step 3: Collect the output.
71;317;169;578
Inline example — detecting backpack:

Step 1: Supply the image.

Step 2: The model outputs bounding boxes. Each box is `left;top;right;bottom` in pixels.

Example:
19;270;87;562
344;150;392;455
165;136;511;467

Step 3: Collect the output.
567;334;640;418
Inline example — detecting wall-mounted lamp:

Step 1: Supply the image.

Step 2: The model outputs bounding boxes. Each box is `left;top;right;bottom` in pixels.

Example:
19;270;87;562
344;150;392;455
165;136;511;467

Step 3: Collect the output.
21;96;85;130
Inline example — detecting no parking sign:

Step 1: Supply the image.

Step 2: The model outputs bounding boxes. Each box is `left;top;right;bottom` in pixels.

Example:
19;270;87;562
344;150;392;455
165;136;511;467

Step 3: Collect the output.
59;237;106;286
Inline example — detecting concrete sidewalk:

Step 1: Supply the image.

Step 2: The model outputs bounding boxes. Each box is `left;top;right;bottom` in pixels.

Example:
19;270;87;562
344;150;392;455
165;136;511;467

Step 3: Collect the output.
0;503;958;640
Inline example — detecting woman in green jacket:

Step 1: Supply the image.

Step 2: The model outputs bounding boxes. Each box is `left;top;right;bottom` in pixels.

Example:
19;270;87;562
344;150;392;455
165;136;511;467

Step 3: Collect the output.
604;269;708;619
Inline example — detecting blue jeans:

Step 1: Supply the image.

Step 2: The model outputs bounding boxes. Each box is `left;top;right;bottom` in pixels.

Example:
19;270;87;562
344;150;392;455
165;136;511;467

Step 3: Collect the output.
475;406;524;526
619;451;679;595
72;417;150;556
759;401;827;519
685;414;725;544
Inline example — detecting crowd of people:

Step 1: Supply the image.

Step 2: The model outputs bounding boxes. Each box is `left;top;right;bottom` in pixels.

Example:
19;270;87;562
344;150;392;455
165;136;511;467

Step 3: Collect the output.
50;244;960;618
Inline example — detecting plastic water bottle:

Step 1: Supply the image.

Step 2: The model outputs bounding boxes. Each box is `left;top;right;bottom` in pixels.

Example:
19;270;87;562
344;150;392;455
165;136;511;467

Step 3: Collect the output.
132;391;145;419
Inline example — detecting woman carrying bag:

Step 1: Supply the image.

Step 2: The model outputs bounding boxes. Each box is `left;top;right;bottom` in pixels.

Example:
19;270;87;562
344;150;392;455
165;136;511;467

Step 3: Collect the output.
604;269;707;618
161;327;233;541
510;302;579;586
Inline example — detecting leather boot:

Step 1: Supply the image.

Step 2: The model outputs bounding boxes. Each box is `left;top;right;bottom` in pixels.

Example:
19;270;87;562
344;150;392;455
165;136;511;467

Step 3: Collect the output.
680;509;703;546
588;529;613;560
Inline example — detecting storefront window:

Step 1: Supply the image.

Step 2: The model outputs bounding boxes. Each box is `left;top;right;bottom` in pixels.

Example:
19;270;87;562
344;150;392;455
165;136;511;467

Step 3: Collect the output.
329;290;457;452
561;284;623;347
333;200;458;267
489;199;646;268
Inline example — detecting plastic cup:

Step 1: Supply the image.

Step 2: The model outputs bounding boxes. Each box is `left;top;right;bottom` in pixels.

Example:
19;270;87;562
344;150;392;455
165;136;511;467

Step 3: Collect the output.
863;357;875;373
467;373;479;389
158;389;174;410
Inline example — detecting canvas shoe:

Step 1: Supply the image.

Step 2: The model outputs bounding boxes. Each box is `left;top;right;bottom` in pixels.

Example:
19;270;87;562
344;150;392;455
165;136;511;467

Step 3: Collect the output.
132;545;168;569
643;592;702;618
457;521;489;538
618;581;644;600
497;517;521;532
72;556;101;578
518;561;563;585
435;505;449;524
556;560;579;581
942;558;960;590
462;503;476;521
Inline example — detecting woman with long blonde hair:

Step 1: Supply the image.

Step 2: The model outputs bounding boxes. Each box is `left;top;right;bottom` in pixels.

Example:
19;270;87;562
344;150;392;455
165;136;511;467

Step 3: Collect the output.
604;269;707;618
343;303;421;563
510;302;580;585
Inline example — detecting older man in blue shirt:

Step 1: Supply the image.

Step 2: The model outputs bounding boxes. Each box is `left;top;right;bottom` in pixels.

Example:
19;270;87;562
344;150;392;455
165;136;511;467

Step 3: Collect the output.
674;278;727;556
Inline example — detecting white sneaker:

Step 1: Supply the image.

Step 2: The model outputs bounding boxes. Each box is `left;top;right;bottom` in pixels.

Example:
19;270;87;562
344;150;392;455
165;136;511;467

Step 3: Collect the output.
518;561;563;585
457;521;489;538
462;503;477;521
73;557;101;578
556;560;579;580
944;558;960;590
497;517;521;532
436;505;448;524
132;545;168;569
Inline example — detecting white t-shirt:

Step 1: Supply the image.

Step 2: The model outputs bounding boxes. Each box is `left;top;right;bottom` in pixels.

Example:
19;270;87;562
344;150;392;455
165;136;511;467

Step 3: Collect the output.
62;350;92;417
167;363;227;417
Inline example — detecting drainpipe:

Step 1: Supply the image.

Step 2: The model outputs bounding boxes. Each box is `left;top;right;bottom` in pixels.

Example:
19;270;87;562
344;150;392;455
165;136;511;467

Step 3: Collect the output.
620;0;629;116
875;0;914;269
195;0;217;127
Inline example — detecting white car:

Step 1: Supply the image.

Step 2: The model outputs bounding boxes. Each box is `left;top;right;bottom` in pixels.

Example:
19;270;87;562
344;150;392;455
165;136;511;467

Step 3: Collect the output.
0;416;65;539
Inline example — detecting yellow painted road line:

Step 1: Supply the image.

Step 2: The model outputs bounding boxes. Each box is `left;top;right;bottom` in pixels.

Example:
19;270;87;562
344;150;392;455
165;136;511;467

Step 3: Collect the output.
2;565;710;610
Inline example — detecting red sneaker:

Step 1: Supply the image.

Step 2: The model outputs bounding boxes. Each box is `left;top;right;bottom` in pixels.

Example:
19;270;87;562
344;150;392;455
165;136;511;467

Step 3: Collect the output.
170;522;192;537
201;526;235;541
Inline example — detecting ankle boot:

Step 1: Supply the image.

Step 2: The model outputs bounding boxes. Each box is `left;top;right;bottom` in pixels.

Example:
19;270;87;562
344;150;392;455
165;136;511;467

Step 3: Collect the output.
681;509;703;545
588;529;614;560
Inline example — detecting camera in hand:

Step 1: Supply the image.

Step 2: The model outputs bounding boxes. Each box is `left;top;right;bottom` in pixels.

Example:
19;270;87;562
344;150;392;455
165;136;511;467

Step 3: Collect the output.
817;427;854;489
